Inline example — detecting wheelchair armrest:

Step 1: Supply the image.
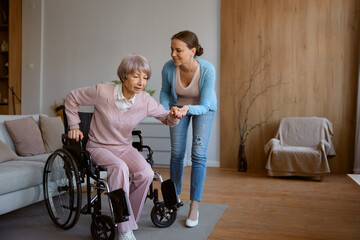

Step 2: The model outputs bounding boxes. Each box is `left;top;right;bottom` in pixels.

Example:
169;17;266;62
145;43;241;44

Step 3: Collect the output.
61;134;87;151
132;130;141;136
132;130;143;151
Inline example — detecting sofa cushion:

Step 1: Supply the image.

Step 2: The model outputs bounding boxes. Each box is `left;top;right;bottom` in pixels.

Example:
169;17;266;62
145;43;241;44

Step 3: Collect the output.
0;139;19;163
39;115;64;153
18;153;51;164
4;117;46;156
0;115;40;152
0;160;45;195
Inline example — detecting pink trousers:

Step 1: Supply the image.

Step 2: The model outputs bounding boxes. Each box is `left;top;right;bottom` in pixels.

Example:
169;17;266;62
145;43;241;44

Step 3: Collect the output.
87;145;154;233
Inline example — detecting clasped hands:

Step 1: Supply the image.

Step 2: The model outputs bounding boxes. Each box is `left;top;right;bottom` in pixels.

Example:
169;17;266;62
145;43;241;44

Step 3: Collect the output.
170;105;189;119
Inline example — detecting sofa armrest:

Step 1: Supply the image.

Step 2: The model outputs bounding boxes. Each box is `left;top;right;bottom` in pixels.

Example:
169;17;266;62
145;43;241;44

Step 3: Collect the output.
264;138;280;155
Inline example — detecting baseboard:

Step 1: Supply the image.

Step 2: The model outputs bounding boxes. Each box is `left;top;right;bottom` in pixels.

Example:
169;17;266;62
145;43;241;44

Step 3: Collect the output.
207;160;220;167
348;174;360;186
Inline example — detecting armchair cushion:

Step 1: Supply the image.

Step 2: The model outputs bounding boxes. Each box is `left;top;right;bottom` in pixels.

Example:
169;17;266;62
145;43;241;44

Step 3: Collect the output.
275;117;336;155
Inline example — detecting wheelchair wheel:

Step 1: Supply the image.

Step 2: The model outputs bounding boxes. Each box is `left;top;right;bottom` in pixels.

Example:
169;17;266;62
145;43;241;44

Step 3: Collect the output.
151;202;177;228
91;215;116;240
43;149;82;229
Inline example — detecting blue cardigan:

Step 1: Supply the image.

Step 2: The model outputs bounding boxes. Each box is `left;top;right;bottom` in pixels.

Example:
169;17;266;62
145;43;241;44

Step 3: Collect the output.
160;57;217;115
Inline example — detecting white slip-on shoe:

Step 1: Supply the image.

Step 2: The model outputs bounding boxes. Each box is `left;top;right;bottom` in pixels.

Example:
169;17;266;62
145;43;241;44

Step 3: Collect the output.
185;211;199;228
117;230;136;240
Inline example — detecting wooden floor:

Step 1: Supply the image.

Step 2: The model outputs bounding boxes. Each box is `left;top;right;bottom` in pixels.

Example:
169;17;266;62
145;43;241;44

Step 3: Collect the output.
153;167;360;240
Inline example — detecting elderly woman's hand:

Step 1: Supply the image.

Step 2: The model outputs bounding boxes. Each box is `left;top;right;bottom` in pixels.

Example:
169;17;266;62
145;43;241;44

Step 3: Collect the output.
170;105;189;119
68;128;84;142
170;106;179;119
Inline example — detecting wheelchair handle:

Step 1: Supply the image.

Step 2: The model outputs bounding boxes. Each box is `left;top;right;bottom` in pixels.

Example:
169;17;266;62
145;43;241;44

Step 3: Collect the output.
55;105;65;112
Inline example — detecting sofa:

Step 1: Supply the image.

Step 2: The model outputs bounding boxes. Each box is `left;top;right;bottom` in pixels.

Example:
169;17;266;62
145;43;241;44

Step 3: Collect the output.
0;114;64;215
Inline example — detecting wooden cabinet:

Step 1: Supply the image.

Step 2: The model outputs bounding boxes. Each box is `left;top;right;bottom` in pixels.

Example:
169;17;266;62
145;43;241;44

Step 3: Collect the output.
0;0;21;115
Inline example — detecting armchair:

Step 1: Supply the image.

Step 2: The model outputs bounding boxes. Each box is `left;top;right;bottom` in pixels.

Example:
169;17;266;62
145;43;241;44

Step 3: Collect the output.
264;117;336;179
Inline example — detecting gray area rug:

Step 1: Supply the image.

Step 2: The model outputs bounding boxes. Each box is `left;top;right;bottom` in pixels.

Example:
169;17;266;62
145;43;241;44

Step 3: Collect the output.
0;197;227;240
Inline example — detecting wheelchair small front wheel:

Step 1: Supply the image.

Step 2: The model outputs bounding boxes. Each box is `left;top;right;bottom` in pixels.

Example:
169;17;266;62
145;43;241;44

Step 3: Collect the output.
43;149;82;229
151;202;177;228
91;215;116;240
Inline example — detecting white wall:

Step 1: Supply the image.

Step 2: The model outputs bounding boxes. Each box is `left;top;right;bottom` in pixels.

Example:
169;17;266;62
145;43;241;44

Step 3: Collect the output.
22;0;221;167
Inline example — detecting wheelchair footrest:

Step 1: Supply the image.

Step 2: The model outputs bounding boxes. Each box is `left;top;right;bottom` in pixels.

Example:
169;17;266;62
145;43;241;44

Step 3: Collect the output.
107;188;130;223
161;179;181;209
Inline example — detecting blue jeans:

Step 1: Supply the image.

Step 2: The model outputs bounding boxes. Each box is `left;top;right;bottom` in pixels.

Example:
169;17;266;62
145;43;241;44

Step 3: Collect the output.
169;110;215;201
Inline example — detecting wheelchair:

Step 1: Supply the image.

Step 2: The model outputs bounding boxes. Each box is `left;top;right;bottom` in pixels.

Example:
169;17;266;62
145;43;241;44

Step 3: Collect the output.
43;105;182;240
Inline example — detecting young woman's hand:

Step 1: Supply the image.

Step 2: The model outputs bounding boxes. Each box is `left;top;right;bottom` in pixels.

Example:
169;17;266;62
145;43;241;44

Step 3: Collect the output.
68;128;84;142
170;105;189;119
177;105;189;118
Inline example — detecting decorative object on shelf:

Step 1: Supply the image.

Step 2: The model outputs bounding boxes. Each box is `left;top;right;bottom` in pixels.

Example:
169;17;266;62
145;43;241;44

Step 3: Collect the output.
1;10;7;24
4;62;8;75
231;48;286;172
1;40;8;52
111;80;155;96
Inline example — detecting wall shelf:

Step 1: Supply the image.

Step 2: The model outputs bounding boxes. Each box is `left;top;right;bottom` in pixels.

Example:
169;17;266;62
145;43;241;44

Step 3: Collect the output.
0;24;8;31
0;0;21;115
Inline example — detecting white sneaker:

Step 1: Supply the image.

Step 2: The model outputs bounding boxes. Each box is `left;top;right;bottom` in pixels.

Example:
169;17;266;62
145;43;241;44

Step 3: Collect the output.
117;230;136;240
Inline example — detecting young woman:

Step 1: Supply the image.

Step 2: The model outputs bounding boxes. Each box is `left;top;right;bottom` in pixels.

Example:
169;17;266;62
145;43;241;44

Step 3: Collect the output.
66;54;179;240
160;30;217;227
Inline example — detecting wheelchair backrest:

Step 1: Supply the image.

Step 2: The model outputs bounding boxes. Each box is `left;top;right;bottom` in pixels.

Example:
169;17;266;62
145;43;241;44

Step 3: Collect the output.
56;105;94;171
56;105;93;140
78;112;93;146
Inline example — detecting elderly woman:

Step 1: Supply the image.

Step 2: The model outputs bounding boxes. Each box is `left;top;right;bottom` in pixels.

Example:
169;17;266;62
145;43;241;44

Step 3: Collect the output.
65;54;179;240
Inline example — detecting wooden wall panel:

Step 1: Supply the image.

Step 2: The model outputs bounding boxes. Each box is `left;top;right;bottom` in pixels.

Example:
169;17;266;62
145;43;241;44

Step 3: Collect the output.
220;0;360;173
8;0;21;114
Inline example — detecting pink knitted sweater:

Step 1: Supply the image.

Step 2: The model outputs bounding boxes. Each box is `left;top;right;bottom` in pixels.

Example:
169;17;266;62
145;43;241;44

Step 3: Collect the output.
65;84;178;149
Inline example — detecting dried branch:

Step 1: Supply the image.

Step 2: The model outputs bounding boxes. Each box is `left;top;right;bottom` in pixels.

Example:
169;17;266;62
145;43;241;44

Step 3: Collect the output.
231;48;287;144
241;78;285;141
242;108;279;144
238;48;271;106
232;48;272;138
